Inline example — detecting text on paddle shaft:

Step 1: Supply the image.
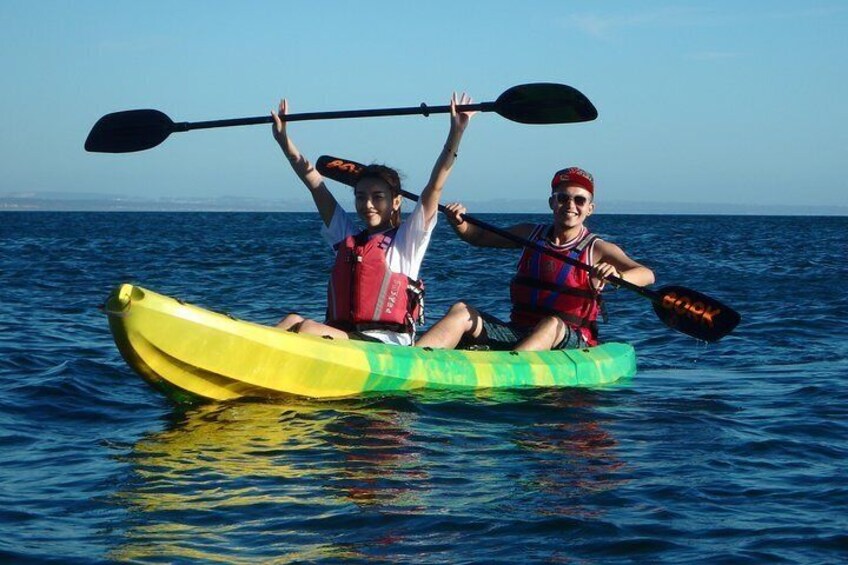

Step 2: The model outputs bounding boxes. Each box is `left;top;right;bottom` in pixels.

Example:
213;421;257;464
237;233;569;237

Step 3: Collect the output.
661;292;721;328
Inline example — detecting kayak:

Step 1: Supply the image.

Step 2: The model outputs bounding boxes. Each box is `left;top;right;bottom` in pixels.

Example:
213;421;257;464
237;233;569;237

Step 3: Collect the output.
104;284;637;403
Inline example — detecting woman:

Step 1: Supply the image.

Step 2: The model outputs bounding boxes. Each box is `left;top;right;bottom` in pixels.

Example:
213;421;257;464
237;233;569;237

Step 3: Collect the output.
272;92;475;345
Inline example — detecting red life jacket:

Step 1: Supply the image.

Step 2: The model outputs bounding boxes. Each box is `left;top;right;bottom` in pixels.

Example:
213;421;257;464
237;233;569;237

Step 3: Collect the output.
509;225;601;346
326;228;424;333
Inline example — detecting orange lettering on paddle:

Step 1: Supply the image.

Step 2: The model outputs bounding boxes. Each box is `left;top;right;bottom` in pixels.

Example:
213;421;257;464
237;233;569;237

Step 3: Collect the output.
662;292;678;310
674;296;691;315
661;292;720;328
689;301;706;317
326;159;362;175
701;306;721;327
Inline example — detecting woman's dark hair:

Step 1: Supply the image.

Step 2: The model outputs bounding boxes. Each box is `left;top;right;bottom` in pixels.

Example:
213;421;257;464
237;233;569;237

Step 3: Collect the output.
358;164;402;196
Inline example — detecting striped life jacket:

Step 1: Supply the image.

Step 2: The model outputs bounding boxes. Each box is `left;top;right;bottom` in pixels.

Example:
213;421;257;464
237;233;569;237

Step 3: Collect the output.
509;225;601;345
326;228;424;333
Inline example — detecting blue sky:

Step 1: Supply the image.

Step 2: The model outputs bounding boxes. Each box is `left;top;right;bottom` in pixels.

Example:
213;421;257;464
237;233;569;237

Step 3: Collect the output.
1;1;845;212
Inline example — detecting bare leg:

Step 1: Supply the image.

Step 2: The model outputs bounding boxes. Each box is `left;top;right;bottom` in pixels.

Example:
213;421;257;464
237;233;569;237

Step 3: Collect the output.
295;319;350;340
276;314;349;340
276;313;305;330
514;316;566;351
416;302;484;349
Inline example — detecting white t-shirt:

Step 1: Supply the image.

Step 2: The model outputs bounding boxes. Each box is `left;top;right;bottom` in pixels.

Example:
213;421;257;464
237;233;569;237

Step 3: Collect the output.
321;200;437;345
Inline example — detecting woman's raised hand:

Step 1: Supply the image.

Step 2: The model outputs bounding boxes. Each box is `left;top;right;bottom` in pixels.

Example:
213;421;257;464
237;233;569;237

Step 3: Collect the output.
450;92;476;131
271;99;288;144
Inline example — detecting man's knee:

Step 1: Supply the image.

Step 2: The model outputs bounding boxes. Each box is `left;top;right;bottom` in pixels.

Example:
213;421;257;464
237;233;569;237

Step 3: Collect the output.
448;301;470;315
538;316;562;330
449;301;482;319
532;316;564;341
452;302;485;336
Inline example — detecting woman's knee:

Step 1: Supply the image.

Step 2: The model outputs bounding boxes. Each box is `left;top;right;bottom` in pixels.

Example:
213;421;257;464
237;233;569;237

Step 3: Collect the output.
277;312;305;330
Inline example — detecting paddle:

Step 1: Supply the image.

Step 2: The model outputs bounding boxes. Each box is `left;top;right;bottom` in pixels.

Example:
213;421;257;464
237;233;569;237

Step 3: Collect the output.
85;83;598;154
315;155;741;343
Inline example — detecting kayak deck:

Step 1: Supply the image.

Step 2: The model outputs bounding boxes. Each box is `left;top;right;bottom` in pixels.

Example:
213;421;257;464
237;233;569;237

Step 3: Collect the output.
104;284;637;403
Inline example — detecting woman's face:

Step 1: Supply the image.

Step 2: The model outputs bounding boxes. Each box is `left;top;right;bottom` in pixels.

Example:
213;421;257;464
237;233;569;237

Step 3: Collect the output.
354;177;401;231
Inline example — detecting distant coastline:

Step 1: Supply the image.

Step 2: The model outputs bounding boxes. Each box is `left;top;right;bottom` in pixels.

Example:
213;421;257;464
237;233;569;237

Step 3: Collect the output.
1;192;846;216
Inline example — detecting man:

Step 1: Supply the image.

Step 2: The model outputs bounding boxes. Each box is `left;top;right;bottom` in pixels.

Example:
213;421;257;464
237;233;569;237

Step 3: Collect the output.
415;166;655;351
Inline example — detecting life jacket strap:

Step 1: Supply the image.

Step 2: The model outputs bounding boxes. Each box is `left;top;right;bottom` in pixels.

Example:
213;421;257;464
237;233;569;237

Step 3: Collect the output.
327;320;414;334
407;279;425;326
512;302;598;332
511;275;598;300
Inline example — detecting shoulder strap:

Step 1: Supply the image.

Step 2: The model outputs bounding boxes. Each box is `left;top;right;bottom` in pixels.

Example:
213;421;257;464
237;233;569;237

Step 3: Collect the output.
353;229;370;247
352;227;398;249
528;223;548;242
574;232;598;254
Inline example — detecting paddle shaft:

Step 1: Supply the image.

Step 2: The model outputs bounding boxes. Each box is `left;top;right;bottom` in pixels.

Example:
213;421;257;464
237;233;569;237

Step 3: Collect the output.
176;103;497;132
399;189;656;302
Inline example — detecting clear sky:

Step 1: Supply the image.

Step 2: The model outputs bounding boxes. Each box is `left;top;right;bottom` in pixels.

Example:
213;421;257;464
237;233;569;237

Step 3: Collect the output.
1;1;846;212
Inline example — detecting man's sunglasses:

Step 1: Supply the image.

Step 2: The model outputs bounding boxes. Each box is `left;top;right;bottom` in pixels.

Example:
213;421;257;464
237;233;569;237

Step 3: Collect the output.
550;193;589;207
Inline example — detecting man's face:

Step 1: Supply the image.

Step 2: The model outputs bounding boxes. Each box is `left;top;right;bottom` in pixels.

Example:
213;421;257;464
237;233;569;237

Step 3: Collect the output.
549;184;594;229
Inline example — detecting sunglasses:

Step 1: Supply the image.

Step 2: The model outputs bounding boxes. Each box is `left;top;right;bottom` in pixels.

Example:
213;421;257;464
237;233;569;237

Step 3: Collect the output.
550;193;589;207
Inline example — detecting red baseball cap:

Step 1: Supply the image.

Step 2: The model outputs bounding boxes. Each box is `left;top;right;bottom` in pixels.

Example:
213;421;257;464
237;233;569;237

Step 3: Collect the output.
551;166;594;194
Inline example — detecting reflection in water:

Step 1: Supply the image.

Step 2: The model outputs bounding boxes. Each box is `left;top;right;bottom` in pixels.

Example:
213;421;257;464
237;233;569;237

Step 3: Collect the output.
324;411;428;512
108;389;626;562
510;390;628;520
110;399;424;563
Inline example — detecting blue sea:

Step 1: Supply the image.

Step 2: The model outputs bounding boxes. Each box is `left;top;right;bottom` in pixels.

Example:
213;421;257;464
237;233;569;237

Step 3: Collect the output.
1;212;847;563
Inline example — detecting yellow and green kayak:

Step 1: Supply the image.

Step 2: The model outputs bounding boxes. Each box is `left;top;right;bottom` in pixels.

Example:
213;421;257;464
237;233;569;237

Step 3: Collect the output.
104;284;636;403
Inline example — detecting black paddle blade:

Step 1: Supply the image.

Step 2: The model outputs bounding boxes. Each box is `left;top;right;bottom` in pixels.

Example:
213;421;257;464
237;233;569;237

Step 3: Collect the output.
652;285;741;343
316;155;366;186
494;83;598;124
85;109;176;153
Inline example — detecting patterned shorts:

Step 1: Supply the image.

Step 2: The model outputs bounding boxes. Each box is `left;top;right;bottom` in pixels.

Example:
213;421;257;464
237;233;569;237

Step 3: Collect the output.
474;311;588;351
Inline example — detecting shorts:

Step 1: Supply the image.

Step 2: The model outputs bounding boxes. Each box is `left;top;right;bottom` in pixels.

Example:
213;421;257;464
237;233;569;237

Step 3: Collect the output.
351;328;414;347
326;321;414;346
474;311;588;351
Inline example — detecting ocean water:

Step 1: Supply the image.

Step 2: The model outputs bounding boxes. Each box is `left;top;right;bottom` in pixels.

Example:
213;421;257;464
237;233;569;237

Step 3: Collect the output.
1;211;846;563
